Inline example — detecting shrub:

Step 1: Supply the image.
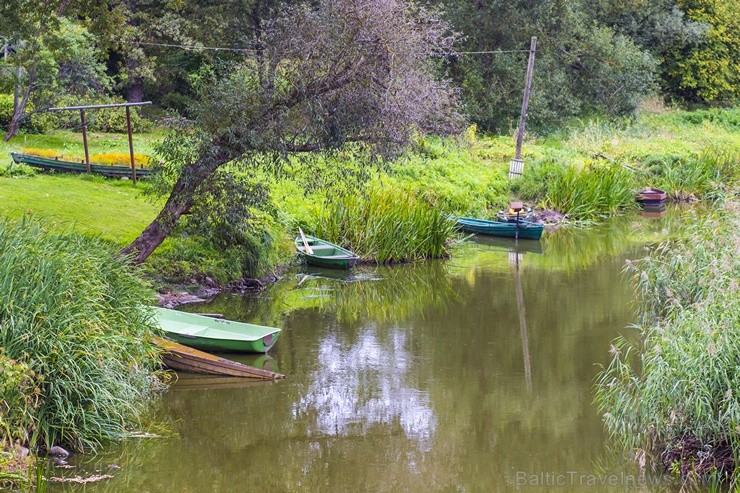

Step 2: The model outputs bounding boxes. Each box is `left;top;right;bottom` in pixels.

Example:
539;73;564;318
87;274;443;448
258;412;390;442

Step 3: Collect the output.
0;218;163;451
0;94;13;127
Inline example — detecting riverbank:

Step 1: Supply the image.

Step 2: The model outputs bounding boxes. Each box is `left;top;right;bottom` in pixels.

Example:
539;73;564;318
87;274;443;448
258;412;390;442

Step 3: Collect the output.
1;108;737;287
597;198;740;484
0;220;164;488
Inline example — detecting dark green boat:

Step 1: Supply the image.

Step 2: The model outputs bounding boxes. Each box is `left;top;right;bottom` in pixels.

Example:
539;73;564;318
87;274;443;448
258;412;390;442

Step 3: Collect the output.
10;152;150;178
456;216;544;240
154;307;281;353
295;234;360;269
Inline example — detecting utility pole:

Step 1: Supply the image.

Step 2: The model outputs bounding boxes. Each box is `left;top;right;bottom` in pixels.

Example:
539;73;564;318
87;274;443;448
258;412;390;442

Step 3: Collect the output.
509;36;537;179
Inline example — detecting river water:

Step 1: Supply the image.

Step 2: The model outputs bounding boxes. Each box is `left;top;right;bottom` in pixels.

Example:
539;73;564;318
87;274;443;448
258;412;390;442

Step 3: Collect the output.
53;210;691;492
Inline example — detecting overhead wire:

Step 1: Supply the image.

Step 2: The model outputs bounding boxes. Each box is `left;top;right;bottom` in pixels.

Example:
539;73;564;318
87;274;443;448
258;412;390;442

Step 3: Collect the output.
128;40;531;56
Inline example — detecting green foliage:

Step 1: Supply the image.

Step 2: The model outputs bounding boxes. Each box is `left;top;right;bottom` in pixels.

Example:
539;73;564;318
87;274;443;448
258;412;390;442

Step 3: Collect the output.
434;0;658;131
596;205;740;478
0;163;38;178
390;136;510;216
142;237;244;286
0;351;41;445
0;218;163;451
640;147;739;200
512;158;638;220
0;94;13;127
669;0;740;104
315;182;456;262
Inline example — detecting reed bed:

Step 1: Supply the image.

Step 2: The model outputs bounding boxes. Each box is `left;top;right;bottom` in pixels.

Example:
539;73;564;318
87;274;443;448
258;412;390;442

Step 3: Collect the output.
516;158;637;220
315;184;455;263
0;218;163;452
596;201;740;482
646;147;740;201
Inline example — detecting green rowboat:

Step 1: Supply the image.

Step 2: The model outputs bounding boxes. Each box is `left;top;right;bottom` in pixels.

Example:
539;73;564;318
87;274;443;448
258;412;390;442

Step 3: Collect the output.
456;217;544;240
154;307;280;353
10;151;150;178
295;235;360;269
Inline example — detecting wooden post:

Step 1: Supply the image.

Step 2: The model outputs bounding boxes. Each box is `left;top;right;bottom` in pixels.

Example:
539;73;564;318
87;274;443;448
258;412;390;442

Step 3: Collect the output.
510;36;537;179
80;109;91;173
126;106;137;184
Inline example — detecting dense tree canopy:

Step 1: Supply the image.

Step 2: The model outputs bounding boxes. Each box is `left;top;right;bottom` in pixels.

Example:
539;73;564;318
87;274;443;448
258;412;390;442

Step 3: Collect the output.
121;0;463;262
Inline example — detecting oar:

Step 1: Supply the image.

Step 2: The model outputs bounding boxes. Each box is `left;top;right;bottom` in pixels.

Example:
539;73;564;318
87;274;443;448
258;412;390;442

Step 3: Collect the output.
298;228;314;255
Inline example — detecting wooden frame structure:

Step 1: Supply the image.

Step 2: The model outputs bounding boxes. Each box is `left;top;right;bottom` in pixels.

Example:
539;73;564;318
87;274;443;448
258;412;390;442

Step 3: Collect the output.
47;101;152;183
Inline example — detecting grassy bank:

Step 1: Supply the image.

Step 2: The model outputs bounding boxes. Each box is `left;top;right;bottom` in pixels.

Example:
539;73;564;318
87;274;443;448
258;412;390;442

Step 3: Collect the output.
596;199;740;483
1;107;738;282
0;219;164;485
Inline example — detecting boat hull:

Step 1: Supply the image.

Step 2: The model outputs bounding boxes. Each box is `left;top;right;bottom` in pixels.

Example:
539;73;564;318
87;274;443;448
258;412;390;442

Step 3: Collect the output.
456;217;544;240
636;187;667;207
10;152;150;178
154;307;280;354
163;332;277;353
153;337;284;380
295;235;360;269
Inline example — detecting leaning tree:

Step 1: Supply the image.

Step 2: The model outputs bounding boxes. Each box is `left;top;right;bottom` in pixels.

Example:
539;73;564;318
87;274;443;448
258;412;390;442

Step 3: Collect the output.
122;0;462;263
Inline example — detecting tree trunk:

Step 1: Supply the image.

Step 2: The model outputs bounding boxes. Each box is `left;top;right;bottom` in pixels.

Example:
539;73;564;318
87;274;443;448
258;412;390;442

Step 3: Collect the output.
4;74;32;141
120;149;229;263
126;77;144;103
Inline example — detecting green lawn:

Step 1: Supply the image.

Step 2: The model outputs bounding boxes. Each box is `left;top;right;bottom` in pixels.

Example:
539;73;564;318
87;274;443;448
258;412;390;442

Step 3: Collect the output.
0;174;161;244
0;129;165;244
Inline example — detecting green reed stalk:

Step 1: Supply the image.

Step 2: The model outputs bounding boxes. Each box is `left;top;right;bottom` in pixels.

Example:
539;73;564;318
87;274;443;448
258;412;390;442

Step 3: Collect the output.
315;184;456;263
0;218;163;452
596;202;740;481
544;162;637;220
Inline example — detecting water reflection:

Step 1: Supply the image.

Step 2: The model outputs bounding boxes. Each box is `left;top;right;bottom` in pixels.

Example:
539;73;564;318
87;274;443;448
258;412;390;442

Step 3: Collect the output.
52;210;691;492
294;330;435;444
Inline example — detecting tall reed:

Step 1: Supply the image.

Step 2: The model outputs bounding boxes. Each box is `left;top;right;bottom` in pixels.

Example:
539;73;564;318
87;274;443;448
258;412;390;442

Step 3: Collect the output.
645;147;740;202
315;183;455;263
543;160;637;220
596;202;740;480
0;218;163;452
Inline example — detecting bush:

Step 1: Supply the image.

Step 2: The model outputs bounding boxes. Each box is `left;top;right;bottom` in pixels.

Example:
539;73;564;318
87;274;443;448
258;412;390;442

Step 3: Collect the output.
0;218;163;451
0;94;13;128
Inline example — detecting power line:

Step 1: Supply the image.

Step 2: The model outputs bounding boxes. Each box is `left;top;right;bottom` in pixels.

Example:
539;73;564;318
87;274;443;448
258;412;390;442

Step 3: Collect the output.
133;41;256;53
129;40;531;56
457;50;530;54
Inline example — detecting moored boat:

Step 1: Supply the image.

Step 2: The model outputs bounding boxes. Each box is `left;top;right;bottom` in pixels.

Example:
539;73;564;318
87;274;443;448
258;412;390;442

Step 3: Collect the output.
154;307;280;353
636;187;667;207
456;217;544;240
152;336;285;380
295;234;360;269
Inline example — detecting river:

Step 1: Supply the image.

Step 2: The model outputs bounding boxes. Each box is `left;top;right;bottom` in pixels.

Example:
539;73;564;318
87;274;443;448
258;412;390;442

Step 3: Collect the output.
52;209;691;492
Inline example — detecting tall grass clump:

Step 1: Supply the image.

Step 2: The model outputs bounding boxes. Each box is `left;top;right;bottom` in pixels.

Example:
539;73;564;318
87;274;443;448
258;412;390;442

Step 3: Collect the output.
0;218;163;452
642;147;740;202
315;184;456;263
513;158;637;220
596;201;740;482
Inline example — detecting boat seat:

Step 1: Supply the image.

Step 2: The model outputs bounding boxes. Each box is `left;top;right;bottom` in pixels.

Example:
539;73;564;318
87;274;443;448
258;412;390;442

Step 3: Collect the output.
298;246;336;253
320;255;351;259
